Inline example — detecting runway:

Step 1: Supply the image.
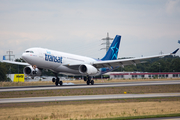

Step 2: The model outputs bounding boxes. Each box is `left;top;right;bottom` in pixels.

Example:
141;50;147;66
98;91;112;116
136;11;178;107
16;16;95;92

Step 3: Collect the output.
0;80;180;92
134;117;180;120
0;93;179;104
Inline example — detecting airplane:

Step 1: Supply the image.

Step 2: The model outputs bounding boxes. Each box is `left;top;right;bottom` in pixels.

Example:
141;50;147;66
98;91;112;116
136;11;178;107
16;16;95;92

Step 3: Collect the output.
2;35;179;86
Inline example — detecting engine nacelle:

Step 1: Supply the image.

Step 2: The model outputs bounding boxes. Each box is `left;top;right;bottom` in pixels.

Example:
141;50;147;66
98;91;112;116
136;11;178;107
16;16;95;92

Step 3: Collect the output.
79;64;98;75
24;66;42;77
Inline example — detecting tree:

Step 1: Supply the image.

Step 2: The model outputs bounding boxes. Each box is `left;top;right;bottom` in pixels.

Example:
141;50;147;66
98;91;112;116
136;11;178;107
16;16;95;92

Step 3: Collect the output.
113;55;180;72
0;62;7;81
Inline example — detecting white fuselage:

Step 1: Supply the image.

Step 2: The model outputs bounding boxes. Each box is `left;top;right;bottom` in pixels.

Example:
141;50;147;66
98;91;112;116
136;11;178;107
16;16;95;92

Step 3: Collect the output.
22;47;100;76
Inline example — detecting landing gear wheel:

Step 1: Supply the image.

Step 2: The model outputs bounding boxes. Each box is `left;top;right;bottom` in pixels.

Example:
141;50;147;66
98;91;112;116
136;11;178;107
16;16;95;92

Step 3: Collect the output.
87;80;90;85
55;81;58;86
91;80;94;85
52;78;55;82
84;77;87;81
33;71;37;74
88;76;91;81
55;78;59;86
59;81;63;86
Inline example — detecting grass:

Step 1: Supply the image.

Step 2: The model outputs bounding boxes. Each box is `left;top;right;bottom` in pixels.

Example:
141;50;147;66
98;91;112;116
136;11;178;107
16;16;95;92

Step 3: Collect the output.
0;99;179;120
90;113;180;120
0;84;180;98
0;79;180;119
0;81;53;87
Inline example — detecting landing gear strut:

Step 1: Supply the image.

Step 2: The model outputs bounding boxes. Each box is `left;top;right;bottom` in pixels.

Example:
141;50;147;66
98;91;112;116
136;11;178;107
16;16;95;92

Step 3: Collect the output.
52;73;63;86
55;78;59;86
84;76;94;85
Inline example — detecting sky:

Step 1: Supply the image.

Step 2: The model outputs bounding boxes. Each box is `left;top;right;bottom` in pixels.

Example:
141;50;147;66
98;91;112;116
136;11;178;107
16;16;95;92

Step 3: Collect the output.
0;0;180;61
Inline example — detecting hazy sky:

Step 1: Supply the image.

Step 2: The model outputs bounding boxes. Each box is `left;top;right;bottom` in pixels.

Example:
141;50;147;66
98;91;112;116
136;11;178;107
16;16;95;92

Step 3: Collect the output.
0;0;180;61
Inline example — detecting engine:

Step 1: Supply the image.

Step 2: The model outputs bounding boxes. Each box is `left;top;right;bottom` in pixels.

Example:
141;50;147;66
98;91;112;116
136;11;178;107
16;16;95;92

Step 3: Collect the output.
24;65;42;77
79;64;98;75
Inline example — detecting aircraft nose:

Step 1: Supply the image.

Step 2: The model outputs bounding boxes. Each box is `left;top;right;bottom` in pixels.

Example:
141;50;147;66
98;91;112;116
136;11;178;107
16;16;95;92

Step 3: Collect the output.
22;53;28;61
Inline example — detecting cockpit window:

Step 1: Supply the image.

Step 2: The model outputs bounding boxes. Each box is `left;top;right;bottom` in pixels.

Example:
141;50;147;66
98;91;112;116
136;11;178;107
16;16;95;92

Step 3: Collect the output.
26;51;34;53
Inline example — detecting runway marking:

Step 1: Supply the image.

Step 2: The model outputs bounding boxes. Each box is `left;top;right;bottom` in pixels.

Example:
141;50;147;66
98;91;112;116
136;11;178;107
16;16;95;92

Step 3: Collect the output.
0;93;180;103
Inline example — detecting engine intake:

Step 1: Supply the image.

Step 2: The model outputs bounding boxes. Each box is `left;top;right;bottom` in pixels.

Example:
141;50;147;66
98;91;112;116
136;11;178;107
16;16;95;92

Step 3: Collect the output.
24;66;42;76
79;64;98;75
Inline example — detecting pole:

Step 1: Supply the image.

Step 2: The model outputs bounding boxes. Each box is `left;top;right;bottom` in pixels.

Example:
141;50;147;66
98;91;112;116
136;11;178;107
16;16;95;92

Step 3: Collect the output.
101;33;113;53
18;65;19;82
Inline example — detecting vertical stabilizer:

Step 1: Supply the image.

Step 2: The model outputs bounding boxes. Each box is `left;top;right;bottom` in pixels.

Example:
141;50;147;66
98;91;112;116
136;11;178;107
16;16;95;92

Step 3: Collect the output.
101;35;121;60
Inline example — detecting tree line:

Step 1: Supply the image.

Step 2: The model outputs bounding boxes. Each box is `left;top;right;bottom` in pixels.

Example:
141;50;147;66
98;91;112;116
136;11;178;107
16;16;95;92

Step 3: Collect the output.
0;55;180;81
114;55;180;72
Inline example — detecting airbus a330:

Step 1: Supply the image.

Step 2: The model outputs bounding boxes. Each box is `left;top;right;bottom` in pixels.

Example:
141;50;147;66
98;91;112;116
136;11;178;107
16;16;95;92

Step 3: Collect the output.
3;35;179;86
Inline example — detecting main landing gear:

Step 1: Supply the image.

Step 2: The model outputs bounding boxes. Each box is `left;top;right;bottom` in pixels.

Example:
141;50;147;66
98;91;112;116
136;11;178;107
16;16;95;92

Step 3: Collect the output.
84;76;94;85
52;73;63;86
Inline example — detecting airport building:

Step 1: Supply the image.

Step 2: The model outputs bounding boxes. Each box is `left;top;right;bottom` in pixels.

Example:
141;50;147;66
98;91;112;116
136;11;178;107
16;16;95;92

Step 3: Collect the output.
105;72;180;79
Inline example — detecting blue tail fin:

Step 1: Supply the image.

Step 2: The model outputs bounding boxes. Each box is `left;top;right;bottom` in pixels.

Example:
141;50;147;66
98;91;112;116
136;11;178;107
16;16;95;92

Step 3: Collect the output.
101;35;121;60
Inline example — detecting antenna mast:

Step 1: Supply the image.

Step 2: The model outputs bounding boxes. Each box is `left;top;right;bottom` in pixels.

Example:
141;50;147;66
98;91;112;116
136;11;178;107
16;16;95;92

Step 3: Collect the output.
101;33;113;52
5;50;15;61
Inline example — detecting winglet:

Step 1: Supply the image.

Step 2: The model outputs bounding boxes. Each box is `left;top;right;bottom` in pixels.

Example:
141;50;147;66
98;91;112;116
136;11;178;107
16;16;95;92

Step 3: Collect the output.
171;48;179;54
3;56;6;60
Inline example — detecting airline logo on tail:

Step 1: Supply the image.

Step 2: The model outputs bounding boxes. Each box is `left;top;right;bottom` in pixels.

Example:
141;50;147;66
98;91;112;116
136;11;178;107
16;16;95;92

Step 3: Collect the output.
111;42;119;60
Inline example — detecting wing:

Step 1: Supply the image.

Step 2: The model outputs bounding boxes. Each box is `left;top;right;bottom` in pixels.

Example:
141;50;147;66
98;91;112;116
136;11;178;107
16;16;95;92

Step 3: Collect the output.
2;60;30;66
93;48;179;68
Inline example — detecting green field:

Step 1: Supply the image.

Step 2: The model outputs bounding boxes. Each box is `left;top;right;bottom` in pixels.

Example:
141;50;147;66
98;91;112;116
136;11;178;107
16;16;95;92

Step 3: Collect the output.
0;97;180;120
